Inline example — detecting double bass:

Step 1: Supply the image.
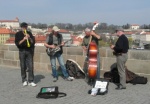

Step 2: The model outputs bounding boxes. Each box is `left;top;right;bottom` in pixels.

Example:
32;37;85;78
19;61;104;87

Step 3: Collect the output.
88;41;98;78
83;22;99;81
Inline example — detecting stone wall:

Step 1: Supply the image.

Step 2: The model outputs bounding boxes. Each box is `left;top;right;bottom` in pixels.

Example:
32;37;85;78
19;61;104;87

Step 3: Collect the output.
0;45;150;78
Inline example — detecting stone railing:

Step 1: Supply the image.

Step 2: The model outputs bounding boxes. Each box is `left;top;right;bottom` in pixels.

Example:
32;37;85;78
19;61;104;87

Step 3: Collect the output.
0;45;150;78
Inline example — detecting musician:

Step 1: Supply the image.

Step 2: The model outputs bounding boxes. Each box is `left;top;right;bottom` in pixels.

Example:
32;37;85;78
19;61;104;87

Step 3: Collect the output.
82;26;101;81
15;22;36;87
44;26;73;82
110;27;129;90
25;35;35;72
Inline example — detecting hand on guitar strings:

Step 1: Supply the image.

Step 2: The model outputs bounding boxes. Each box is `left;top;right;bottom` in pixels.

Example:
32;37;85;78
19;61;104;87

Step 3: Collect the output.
50;44;56;49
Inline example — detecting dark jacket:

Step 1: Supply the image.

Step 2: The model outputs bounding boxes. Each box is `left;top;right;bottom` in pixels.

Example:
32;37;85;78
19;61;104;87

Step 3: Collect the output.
47;33;63;54
114;34;129;53
15;31;35;51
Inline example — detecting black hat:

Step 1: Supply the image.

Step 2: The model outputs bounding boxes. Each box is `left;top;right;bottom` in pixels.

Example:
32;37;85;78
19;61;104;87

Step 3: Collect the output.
20;22;28;27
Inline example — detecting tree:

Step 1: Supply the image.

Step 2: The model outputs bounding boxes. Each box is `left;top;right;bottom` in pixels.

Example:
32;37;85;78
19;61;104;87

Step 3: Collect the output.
122;23;130;29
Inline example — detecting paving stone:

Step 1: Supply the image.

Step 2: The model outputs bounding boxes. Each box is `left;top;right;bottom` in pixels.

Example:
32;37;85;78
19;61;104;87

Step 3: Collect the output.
0;66;150;104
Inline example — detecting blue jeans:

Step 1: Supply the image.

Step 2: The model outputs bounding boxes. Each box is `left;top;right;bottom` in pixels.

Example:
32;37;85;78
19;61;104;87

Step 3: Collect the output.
50;53;69;78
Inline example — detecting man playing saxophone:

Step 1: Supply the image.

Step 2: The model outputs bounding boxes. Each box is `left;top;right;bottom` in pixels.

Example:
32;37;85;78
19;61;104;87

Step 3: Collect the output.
15;22;36;87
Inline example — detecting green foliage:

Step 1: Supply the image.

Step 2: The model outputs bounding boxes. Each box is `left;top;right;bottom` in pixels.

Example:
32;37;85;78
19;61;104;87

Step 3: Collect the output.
99;37;133;49
98;40;110;47
128;37;133;48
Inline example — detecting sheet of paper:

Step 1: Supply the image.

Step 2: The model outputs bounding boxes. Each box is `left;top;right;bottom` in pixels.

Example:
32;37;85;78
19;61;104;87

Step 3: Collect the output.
94;81;108;89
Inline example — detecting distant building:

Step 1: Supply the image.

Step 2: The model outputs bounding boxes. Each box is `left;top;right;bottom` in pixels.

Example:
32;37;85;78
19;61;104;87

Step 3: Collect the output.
0;17;20;29
130;24;140;30
0;28;15;44
34;35;46;46
135;32;150;42
71;35;83;46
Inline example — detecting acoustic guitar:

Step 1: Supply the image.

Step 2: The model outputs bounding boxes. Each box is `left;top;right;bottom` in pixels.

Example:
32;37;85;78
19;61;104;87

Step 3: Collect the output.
46;39;72;56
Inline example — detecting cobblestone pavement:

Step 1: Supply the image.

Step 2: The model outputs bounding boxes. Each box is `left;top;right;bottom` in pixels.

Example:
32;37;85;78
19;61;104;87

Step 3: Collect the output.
0;66;150;104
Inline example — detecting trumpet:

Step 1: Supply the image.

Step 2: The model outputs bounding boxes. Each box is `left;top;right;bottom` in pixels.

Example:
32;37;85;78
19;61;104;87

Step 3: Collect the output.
24;30;30;47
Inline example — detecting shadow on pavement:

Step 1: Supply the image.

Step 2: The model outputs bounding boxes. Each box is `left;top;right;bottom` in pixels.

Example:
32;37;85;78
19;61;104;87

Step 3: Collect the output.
34;75;45;83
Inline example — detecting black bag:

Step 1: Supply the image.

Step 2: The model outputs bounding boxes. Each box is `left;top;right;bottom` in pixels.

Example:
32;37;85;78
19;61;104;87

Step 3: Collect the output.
103;72;112;82
88;78;109;95
129;76;148;85
103;68;120;84
36;86;66;99
104;66;148;85
111;67;120;83
66;59;85;79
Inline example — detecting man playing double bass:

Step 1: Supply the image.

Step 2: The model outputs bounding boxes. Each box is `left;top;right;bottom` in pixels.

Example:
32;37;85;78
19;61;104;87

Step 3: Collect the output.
81;22;101;83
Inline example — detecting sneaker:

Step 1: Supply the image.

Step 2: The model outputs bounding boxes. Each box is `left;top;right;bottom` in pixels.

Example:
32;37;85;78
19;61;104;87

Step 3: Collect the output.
69;77;74;80
53;77;58;82
65;77;73;81
28;82;37;87
23;81;28;86
26;68;29;72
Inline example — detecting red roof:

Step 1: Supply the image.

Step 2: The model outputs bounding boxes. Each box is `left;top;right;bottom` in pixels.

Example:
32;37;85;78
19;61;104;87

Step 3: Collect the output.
0;17;19;22
35;35;46;42
0;28;15;34
124;31;135;35
6;37;15;43
131;24;139;26
6;35;46;44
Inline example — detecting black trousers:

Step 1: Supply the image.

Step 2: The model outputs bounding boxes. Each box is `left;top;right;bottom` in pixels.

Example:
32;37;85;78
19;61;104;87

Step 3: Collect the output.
25;47;34;71
19;49;34;83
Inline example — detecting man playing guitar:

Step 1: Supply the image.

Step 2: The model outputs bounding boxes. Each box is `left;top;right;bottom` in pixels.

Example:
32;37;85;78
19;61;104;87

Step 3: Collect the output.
44;26;73;82
82;22;101;84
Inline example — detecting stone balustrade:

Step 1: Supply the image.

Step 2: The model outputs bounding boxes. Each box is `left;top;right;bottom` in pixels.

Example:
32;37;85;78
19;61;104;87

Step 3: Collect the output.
0;45;150;78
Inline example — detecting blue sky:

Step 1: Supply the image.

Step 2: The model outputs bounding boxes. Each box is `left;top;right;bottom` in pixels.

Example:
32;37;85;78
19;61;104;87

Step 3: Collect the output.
0;0;150;25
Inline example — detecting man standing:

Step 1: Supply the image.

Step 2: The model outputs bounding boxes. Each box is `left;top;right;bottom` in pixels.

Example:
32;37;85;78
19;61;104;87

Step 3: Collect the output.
15;22;36;87
82;27;100;83
110;27;129;90
44;26;73;82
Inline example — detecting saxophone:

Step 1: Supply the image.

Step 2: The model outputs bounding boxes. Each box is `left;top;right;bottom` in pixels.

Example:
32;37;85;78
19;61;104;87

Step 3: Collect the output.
24;30;30;47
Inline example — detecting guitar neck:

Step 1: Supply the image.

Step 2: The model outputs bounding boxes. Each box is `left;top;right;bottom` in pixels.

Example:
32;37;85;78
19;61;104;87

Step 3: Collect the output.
57;39;71;47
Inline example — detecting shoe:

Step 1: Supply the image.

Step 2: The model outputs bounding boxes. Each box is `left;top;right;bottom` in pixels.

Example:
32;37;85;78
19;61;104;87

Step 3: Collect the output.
69;77;74;80
26;68;29;72
53;77;58;82
23;81;28;86
65;77;73;81
28;82;37;87
115;86;126;90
